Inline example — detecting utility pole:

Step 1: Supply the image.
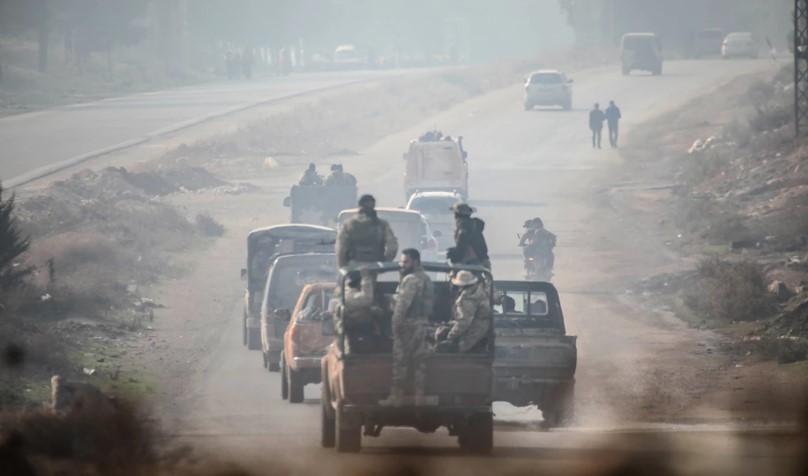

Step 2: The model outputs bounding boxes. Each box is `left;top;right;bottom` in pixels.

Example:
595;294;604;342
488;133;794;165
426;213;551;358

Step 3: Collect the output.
795;0;808;137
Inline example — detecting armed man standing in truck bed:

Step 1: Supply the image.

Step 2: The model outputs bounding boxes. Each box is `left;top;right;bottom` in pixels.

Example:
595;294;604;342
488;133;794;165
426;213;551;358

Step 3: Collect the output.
446;203;490;270
380;248;434;407
336;194;398;268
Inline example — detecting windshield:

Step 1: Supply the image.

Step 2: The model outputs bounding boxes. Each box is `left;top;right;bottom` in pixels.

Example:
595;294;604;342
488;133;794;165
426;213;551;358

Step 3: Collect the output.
296;288;334;321
494;290;549;316
726;33;752;42
384;215;427;250
531;73;563;85
409;197;461;216
266;261;336;309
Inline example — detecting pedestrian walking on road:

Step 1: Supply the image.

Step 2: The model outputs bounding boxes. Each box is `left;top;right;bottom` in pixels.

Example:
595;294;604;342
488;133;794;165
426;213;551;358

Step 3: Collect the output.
605;100;622;148
589;103;606;149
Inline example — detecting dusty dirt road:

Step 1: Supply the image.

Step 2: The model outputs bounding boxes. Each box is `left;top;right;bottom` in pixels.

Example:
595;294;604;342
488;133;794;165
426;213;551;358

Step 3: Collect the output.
18;58;803;474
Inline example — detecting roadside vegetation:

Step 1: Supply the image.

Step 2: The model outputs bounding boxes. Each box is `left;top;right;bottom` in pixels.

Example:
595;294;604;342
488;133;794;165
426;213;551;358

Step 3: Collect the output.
626;64;808;364
0;163;229;407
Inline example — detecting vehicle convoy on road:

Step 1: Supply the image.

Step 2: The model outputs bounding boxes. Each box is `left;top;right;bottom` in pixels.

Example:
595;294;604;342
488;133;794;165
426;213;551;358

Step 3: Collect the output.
403;131;468;200
405;191;465;251
284;183;357;226
620;32;663;76
260;253;337;371
523;69;573;111
281;282;336;403
241;225;336;351
493;281;576;427
320;262;495;454
337;208;440;265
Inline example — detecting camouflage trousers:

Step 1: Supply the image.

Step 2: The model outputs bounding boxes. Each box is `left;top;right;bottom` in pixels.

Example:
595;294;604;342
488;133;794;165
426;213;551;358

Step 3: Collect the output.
391;321;429;394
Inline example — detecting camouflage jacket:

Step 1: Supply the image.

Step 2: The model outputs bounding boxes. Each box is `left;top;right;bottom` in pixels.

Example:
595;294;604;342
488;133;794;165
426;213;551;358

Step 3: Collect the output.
336;212;398;267
336;276;376;332
447;282;492;352
392;266;433;329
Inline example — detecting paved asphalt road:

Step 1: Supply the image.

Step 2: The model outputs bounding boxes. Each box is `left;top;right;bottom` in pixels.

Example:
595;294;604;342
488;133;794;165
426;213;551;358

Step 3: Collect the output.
159;59;800;475
0;69;409;184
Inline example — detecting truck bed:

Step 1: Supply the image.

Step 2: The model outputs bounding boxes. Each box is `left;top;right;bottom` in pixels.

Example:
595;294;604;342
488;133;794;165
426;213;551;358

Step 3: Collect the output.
330;352;493;408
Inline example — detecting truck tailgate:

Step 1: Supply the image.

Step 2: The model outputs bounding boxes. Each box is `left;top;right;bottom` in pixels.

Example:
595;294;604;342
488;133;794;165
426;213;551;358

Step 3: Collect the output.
338;353;493;405
495;335;577;380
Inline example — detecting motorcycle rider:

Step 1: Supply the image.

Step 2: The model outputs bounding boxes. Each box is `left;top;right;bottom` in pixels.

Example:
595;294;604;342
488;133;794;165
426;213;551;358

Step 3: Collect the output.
519;218;556;278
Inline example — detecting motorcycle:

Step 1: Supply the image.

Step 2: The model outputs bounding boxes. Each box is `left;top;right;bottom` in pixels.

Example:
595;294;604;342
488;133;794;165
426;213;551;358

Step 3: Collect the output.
518;232;554;282
523;254;553;282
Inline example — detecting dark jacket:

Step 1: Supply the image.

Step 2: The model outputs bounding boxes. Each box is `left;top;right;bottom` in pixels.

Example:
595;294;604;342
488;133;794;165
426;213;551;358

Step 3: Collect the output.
605;105;622;124
589;109;606;130
448;216;489;264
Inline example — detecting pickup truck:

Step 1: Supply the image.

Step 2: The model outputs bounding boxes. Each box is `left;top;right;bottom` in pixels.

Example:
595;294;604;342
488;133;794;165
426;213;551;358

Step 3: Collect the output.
320;262;495;454
493;281;577;427
281;282;336;403
260;253;337;371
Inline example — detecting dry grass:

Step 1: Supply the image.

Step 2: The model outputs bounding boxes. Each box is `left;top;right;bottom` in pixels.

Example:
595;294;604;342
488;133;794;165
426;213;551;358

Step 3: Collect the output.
195;212;226;237
683;258;774;323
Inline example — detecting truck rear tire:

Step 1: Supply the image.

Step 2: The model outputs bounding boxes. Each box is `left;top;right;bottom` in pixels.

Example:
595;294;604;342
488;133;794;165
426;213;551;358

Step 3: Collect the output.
281;359;289;400
288;366;304;403
321;368;336;448
336;410;361;453
459;412;493;454
246;328;261;350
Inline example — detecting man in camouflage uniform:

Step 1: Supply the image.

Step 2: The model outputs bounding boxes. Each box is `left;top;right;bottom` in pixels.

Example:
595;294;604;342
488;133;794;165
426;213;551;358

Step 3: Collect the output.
299;163;322;186
435;270;492;353
337;268;379;353
379;249;434;407
336;194;398;268
446;203;491;270
325;164;357;187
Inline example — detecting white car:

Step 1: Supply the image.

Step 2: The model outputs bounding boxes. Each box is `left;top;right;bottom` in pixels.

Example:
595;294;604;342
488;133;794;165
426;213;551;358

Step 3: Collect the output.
722;32;758;59
405;191;464;251
333;44;365;69
524;69;573;111
337;207;440;264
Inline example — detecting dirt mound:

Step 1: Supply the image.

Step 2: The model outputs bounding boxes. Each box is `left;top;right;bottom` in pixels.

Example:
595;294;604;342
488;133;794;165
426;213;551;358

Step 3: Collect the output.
771;296;808;337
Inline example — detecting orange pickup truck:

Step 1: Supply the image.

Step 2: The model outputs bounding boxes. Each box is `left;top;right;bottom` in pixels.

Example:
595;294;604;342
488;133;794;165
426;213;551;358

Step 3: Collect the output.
281;283;336;403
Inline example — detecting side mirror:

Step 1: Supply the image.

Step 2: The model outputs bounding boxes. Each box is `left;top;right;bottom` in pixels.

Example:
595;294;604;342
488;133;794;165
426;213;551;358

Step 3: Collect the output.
321;318;336;336
276;308;292;321
433;230;442;238
568;78;574;83
283;197;291;207
241;268;247;280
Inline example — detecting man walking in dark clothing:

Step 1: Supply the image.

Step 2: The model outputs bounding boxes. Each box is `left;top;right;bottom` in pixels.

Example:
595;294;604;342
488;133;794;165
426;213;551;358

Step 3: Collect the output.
605;100;622;148
589;103;606;149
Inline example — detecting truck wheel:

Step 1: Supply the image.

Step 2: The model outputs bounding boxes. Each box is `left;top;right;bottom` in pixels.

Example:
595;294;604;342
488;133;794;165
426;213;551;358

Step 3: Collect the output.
459;412;493;454
288;366;304;403
321;367;336;448
523;102;533;111
562;98;572;111
621;66;630;76
246;327;261;351
281;359;289;400
336;409;361;453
